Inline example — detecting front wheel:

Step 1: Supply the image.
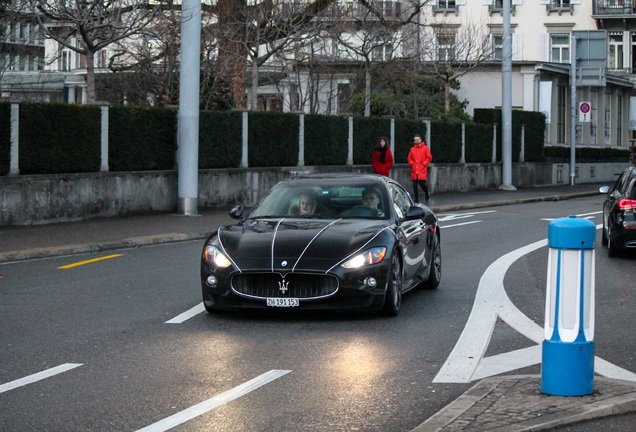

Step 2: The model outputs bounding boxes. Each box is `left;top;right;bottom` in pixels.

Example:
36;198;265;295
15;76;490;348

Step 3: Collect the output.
422;234;442;290
381;254;402;317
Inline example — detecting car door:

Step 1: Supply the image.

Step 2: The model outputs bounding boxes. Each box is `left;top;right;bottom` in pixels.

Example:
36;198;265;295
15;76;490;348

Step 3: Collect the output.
388;182;427;287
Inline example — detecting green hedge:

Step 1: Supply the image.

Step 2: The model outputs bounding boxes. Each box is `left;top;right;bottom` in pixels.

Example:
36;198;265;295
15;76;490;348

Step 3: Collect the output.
2;102;630;175
19;103;101;174
304;114;348;165
200;111;242;168
474;109;546;162
248;111;299;167
544;145;631;162
109;106;177;171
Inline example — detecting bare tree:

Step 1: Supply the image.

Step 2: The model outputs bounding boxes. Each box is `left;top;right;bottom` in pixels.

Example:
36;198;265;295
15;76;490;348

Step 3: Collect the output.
211;0;427;110
420;20;495;113
29;0;163;104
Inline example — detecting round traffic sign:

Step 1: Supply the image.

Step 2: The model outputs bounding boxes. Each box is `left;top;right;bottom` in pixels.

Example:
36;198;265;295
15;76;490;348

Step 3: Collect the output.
580;102;590;114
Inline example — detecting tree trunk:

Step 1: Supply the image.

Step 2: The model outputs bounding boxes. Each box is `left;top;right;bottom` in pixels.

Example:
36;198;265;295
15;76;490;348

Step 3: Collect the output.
250;55;259;110
364;64;371;117
444;80;451;113
86;50;96;104
218;0;248;109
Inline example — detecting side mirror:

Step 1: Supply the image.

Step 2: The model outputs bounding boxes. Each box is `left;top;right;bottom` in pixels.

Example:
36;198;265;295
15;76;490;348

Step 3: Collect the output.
598;186;610;194
404;206;427;220
229;204;244;219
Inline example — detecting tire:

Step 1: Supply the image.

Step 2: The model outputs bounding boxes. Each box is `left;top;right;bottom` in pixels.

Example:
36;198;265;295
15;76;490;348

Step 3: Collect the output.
608;238;619;258
381;253;402;317
601;225;608;246
422;234;442;290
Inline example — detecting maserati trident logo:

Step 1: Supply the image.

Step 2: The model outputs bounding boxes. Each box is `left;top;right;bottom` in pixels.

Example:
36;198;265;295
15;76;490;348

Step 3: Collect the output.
278;278;289;293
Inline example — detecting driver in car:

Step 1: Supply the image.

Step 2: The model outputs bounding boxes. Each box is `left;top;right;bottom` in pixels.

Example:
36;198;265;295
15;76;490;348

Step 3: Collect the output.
361;188;385;217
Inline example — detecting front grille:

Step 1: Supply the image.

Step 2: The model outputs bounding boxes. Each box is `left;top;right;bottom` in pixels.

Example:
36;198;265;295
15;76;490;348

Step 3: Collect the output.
232;273;338;299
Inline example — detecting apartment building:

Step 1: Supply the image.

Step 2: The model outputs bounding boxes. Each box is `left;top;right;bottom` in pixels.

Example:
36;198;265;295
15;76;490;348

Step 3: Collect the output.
425;0;634;148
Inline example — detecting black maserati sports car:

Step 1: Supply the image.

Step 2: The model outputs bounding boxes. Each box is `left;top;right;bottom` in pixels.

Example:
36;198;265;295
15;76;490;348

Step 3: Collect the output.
200;173;441;316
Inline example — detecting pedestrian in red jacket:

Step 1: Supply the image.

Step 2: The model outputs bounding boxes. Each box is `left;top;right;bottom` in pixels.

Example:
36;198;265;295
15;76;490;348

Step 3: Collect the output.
371;136;394;177
407;134;432;204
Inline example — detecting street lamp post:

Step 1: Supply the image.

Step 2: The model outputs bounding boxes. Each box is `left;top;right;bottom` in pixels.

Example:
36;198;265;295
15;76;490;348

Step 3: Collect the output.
500;0;516;191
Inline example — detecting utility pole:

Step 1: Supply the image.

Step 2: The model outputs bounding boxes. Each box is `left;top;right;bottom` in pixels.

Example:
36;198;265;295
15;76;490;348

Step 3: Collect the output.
570;34;577;186
500;0;516;191
177;0;202;216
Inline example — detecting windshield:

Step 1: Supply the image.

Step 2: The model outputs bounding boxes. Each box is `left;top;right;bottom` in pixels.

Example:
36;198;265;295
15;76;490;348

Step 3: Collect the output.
248;181;389;220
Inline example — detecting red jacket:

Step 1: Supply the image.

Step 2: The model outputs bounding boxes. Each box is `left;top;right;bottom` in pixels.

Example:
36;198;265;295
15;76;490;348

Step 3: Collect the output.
371;148;394;176
407;143;432;181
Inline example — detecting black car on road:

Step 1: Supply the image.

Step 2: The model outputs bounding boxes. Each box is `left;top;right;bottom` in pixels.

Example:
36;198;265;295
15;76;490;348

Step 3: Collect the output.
599;165;636;257
200;173;442;316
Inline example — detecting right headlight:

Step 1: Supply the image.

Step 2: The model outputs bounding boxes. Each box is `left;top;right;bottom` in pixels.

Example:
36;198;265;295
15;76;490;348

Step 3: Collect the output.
341;247;387;269
203;245;232;269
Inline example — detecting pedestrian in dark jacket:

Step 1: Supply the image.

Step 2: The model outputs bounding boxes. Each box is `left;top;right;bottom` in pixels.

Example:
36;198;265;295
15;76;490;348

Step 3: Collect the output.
407;134;432;204
371;136;394;177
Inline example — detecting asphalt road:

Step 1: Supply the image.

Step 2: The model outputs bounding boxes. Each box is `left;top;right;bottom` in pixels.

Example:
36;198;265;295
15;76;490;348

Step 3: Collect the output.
1;195;634;431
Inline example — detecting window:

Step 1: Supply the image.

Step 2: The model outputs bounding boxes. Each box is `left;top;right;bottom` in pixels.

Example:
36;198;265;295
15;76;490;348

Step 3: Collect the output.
550;34;570;63
433;0;457;13
59;49;72;71
491;33;503;60
551;0;570;6
618;95;624;147
372;36;392;61
557;86;567;144
436;32;455;61
608;33;624;71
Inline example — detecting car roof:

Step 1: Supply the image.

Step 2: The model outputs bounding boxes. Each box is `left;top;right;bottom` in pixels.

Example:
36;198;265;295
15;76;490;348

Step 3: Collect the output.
285;172;389;186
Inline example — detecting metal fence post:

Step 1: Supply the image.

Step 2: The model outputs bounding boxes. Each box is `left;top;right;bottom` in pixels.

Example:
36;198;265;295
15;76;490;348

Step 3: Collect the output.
492;123;497;164
460;122;466;163
297;112;305;167
347;116;353;165
241;110;248;168
9;103;19;175
100;103;110;172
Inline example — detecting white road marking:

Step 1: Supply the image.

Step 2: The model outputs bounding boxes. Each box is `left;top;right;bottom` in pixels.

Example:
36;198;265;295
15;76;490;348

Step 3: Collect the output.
0;363;82;394
541;210;602;221
437;210;496;222
442;221;482;228
165;303;205;324
434;223;636;383
136;370;291;432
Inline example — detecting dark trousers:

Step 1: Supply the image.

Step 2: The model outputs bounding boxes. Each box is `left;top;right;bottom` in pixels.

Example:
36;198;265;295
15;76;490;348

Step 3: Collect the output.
412;179;429;203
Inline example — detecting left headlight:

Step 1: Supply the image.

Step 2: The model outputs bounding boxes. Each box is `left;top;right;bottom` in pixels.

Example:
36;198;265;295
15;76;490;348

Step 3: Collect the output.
203;245;233;268
341;247;387;269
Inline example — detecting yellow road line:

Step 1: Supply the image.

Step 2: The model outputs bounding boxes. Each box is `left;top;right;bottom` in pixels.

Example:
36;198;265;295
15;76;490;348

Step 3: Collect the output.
58;254;123;269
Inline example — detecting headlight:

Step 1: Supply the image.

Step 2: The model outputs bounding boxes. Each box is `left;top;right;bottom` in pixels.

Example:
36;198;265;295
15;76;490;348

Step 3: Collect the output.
203;245;232;268
341;247;387;269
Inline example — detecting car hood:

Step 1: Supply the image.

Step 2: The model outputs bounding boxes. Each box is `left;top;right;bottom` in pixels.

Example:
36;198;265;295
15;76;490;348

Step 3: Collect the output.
218;218;392;272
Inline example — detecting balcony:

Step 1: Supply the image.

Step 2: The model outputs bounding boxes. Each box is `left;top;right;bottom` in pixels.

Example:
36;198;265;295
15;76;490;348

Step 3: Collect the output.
432;0;459;16
545;0;573;15
593;0;636;16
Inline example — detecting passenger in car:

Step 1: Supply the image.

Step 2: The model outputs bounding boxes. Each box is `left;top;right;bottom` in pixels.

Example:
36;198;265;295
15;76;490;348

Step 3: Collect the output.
361;187;385;217
288;193;318;216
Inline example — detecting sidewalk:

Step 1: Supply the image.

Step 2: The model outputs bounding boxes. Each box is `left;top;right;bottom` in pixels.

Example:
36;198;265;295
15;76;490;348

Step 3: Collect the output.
4;181;636;431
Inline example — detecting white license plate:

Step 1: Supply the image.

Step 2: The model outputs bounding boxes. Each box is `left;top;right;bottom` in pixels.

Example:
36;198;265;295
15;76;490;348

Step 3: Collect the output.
266;298;299;307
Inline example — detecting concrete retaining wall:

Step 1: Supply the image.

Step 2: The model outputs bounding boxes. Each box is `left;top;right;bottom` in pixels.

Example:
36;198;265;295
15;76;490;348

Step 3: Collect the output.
0;162;627;226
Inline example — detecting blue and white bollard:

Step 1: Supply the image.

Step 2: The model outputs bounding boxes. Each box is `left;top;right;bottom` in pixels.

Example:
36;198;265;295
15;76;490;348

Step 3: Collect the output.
541;215;596;396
